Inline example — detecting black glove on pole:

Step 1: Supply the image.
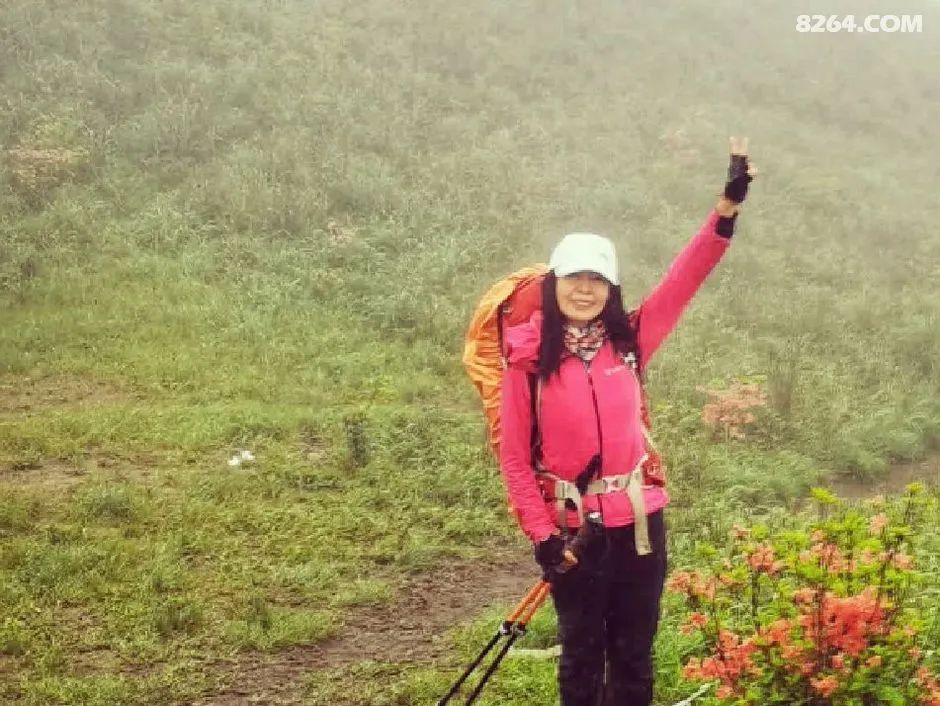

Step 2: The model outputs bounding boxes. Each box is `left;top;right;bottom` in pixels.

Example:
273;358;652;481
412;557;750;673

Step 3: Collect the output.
533;534;566;573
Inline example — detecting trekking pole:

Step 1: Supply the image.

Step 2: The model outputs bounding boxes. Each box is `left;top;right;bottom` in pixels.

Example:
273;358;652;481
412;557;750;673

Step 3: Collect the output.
463;581;551;705
460;516;602;704
437;580;548;706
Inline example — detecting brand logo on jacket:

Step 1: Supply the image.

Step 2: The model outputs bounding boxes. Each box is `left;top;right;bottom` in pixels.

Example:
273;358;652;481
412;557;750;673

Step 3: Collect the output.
604;365;626;376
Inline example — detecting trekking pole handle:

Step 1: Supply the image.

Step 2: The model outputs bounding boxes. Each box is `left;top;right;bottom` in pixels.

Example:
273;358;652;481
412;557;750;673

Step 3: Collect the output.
515;582;550;631
506;580;548;624
556;511;604;575
568;512;603;558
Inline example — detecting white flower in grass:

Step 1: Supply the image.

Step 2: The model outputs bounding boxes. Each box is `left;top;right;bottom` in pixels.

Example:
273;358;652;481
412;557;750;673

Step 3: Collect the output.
227;450;255;467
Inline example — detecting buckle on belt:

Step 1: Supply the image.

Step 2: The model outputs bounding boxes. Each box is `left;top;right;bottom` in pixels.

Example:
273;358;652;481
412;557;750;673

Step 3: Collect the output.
554;479;575;501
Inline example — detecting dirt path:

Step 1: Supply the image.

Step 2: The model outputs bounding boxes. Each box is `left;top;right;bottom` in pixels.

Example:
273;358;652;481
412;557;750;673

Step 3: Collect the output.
826;452;940;500
194;549;536;705
191;452;940;705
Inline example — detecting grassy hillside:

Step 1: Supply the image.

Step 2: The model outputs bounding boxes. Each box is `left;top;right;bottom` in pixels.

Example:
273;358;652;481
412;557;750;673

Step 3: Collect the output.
1;0;939;703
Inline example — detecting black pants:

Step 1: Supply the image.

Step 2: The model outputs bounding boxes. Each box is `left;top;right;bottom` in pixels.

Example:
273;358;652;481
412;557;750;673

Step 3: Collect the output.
549;511;667;706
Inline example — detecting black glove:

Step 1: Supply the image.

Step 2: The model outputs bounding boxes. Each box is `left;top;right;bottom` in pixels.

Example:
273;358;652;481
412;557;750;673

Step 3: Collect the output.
723;153;753;204
716;213;738;238
534;534;566;572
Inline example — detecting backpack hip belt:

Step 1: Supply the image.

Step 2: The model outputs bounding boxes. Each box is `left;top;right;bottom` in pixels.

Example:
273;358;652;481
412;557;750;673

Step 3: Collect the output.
535;454;651;556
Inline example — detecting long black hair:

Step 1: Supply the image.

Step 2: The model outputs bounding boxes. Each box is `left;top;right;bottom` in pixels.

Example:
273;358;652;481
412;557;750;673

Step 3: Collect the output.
538;271;640;382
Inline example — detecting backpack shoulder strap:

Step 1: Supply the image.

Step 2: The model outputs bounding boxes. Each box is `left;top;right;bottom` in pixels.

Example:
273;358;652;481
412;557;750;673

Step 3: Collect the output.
527;372;542;468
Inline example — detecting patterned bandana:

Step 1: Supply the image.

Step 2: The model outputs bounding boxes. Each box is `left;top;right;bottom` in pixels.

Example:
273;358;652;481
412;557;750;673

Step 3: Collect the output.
563;320;607;362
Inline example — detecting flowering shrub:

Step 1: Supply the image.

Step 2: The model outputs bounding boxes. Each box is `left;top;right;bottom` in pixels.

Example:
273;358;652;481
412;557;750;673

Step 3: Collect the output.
669;485;940;705
698;382;768;441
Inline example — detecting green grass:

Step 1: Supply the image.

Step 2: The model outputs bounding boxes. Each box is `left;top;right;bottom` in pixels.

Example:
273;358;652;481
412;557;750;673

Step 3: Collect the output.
2;0;940;703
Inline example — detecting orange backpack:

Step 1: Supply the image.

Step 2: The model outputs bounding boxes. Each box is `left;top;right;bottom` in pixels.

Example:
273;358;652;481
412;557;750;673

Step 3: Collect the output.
462;265;548;459
462;267;666;487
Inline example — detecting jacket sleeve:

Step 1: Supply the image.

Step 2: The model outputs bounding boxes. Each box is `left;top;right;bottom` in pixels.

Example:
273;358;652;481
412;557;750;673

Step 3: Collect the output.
635;209;731;368
499;366;557;543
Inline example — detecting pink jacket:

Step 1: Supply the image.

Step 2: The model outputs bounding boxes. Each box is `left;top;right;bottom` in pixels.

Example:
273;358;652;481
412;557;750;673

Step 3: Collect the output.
499;210;731;542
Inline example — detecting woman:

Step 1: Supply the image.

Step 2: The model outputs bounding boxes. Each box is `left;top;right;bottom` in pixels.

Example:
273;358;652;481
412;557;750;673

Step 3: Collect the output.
498;138;757;706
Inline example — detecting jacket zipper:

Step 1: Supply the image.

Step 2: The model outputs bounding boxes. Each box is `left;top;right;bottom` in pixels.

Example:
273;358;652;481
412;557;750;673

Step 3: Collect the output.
584;360;604;469
583;360;605;518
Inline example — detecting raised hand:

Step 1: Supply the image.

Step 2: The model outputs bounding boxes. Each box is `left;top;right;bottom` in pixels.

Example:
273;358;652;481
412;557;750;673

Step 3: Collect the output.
725;136;757;203
716;136;758;217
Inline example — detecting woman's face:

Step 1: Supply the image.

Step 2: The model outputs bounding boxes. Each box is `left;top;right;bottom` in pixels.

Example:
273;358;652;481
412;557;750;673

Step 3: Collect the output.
555;272;610;326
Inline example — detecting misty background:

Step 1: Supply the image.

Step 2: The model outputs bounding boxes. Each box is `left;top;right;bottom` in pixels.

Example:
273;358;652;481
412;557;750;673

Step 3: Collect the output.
1;0;939;704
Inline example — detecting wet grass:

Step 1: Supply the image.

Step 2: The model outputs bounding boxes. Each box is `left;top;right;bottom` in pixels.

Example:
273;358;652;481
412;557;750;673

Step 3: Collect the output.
1;0;939;702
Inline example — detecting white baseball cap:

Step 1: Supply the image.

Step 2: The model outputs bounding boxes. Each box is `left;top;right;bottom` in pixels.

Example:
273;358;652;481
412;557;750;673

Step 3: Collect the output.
548;232;619;285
